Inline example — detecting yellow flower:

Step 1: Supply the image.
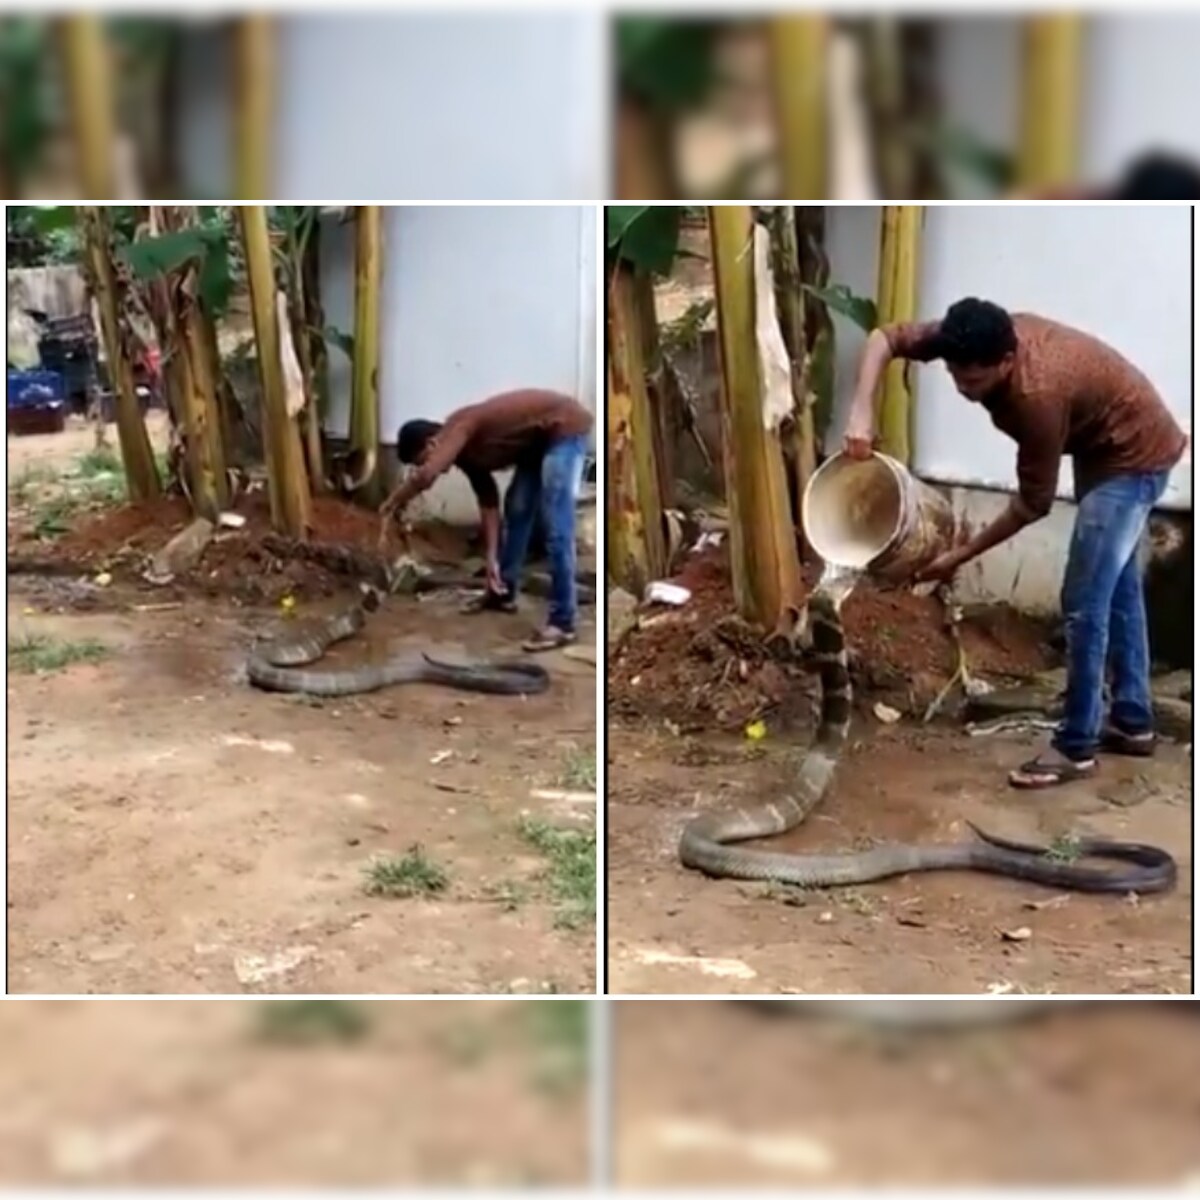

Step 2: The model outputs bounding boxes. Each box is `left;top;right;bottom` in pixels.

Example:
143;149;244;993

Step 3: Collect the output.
280;595;296;616
745;719;767;742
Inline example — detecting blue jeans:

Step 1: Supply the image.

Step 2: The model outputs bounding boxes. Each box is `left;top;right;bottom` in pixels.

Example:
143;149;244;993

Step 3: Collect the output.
1055;470;1169;761
499;434;586;632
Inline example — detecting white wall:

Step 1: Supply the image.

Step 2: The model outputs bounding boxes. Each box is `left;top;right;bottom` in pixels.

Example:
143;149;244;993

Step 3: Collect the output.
178;12;602;201
826;204;1192;511
319;205;596;523
936;15;1200;194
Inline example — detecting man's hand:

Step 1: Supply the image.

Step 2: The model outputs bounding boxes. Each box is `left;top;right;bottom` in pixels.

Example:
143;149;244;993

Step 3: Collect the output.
842;412;875;460
915;549;967;585
485;558;505;595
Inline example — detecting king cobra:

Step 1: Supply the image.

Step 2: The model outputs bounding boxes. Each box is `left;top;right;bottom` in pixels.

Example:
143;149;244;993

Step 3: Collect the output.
679;584;1177;894
247;586;550;698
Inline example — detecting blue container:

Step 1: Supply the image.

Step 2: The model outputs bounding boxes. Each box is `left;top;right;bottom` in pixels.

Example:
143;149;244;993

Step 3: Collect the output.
6;369;67;412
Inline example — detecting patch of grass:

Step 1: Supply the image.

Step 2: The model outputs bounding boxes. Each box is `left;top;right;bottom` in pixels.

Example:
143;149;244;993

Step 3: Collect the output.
517;818;595;931
1045;834;1084;863
363;845;450;898
559;748;596;791
77;446;123;478
7;633;109;674
31;494;82;539
9;462;59;503
520;1000;588;1095
255;1000;371;1045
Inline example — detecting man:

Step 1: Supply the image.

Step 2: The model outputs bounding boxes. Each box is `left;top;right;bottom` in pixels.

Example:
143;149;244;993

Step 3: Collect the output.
379;388;592;652
1020;150;1200;200
844;298;1187;789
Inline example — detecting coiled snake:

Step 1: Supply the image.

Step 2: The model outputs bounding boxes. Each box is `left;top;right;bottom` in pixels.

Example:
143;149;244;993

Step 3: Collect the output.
679;585;1177;894
247;586;551;698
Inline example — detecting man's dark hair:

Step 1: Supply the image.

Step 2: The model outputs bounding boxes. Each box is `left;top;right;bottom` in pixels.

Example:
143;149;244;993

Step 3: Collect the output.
397;419;442;464
1113;152;1200;200
936;298;1017;367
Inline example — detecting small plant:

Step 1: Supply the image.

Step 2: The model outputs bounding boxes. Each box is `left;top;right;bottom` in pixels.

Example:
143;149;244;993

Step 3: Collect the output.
520;1000;588;1095
363;845;450;898
560;748;596;791
7;633;108;674
1045;834;1084;864
517;819;595;931
255;1000;371;1045
77;446;123;477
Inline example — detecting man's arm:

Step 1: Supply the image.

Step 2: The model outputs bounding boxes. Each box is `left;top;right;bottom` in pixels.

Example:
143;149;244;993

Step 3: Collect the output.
919;402;1065;581
461;465;504;591
844;322;943;458
379;417;475;519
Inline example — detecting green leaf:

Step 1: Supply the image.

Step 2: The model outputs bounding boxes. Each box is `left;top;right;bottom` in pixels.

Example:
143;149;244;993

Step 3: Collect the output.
616;18;721;112
197;235;232;315
121;228;212;279
802;283;878;332
607;206;682;275
910;123;1016;191
605;206;649;248
323;326;355;360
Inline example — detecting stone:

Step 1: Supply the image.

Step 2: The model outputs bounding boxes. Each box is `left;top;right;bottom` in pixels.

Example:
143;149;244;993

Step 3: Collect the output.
145;517;214;584
608;587;638;648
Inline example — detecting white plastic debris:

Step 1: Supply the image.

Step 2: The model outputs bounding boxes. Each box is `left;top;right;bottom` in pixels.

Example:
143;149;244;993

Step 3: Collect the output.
217;511;246;529
644;581;691;607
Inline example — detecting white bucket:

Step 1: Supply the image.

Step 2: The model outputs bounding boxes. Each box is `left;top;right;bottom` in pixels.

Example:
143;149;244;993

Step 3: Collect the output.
801;452;956;584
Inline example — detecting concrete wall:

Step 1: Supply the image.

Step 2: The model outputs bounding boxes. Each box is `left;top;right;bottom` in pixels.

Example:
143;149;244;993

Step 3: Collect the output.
176;13;601;201
318;205;596;524
937;15;1200;196
824;204;1192;642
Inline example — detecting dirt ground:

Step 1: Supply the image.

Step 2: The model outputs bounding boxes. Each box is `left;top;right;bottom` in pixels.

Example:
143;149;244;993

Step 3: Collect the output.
0;999;588;1185
7;420;596;995
607;720;1192;995
614;1001;1200;1186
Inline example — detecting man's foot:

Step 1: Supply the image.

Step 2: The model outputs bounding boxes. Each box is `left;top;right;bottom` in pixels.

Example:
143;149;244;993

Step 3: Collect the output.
1008;744;1097;789
460;589;517;616
1100;724;1157;757
522;625;576;652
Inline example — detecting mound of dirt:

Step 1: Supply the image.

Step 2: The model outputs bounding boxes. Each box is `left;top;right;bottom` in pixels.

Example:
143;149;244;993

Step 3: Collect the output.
8;489;476;605
608;547;1056;731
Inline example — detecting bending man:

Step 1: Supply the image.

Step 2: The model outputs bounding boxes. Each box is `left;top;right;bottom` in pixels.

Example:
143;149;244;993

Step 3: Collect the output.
844;298;1186;789
380;387;592;652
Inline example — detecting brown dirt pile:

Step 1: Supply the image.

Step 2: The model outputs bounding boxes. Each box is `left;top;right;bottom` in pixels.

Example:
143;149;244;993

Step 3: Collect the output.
8;491;475;605
609;547;1056;731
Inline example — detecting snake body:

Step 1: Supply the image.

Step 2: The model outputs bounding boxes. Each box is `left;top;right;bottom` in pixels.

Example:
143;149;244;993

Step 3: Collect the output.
247;588;550;698
679;585;1177;894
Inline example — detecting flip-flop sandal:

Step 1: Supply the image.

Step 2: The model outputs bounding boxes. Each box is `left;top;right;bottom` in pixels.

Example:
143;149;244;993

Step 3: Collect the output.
1008;754;1097;790
461;590;517;615
1100;726;1157;757
522;627;576;653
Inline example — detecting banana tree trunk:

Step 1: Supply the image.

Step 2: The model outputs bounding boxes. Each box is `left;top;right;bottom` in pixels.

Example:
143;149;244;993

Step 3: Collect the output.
233;17;275;199
58;18;116;198
239;205;311;536
347;205;382;503
1017;16;1082;191
769;16;828;200
708;206;801;630
607;262;666;596
874;205;921;465
78;206;161;500
763;206;815;558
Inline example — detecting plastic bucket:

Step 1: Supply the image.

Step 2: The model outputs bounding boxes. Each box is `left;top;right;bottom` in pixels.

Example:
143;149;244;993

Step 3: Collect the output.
801;452;956;584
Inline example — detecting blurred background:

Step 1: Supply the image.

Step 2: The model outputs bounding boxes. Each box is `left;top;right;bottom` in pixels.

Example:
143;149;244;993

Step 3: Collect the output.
0;999;589;1185
0;9;602;200
613;11;1200;199
614;1000;1200;1187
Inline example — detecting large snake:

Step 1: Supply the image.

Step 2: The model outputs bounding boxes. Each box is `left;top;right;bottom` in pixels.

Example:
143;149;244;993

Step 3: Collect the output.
679;585;1177;894
739;998;1195;1030
246;586;550;698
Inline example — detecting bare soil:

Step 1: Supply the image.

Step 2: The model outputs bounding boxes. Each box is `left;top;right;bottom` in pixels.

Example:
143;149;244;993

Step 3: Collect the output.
7;420;596;995
606;718;1191;995
0;1000;587;1186
614;1001;1200;1186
